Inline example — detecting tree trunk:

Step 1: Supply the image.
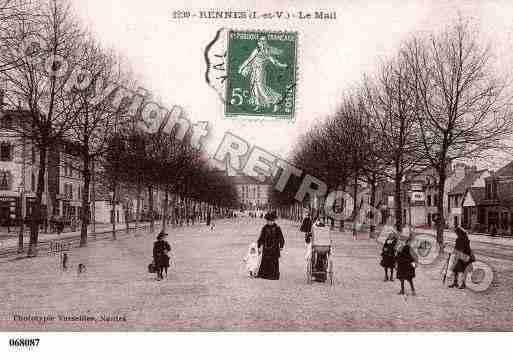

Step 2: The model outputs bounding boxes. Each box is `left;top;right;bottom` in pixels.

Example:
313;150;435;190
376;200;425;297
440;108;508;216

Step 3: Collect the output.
135;181;141;232
369;174;377;235
80;154;91;247
91;161;96;233
18;139;26;253
352;175;358;239
162;190;169;232
185;197;189;225
171;193;176;228
436;172;447;246
27;147;47;257
111;182;117;240
339;181;346;231
148;185;154;232
125;202;130;234
394;172;403;233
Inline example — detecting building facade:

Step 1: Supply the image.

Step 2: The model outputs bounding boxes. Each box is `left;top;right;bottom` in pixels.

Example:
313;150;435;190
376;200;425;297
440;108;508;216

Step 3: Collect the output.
0;109;118;226
374;162;481;230
0;110;47;225
448;169;489;228
461;187;486;232
403;162;474;228
476;161;513;235
232;175;272;210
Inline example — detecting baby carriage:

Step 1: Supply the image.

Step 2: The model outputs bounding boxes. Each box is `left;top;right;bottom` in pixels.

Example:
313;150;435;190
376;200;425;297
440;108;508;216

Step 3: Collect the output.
306;221;334;285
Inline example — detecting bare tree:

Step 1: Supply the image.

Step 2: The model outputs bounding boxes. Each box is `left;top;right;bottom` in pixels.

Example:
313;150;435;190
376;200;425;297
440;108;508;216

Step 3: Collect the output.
0;0;84;256
67;36;135;246
404;20;513;245
336;95;373;237
363;56;425;233
0;0;33;74
292;125;337;218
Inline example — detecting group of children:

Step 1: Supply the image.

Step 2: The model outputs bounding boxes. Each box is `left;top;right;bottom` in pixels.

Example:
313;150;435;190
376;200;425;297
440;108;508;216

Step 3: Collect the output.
380;232;418;296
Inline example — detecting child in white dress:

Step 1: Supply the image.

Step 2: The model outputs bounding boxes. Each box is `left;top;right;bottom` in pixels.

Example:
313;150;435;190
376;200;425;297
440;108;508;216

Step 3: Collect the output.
243;242;261;278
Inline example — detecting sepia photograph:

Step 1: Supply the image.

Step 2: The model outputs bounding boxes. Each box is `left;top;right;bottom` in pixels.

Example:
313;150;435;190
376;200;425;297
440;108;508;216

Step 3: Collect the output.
0;0;512;357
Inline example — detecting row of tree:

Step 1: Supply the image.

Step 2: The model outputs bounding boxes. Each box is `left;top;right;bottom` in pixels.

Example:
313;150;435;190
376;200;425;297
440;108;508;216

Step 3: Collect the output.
0;0;238;256
270;19;513;245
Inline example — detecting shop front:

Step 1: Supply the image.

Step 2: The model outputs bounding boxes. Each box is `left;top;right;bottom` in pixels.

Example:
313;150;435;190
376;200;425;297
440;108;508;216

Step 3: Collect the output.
0;196;18;226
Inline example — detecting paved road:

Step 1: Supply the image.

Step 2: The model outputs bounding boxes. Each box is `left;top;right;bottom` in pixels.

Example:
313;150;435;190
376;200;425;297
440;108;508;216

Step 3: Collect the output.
0;218;512;330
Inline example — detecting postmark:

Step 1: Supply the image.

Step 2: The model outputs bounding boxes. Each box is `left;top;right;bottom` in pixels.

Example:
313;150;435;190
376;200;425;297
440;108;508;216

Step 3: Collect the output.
205;29;298;120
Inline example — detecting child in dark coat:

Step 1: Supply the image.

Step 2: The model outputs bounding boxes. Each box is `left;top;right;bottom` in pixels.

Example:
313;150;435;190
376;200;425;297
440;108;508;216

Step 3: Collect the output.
153;231;171;280
449;226;474;289
380;232;398;281
395;238;418;295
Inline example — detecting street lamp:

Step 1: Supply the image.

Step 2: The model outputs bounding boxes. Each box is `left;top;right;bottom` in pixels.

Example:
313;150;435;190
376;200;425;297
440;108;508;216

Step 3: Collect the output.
17;185;25;253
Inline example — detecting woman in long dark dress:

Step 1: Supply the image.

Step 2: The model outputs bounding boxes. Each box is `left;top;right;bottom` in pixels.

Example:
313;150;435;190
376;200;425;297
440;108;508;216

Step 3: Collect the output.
449;226;474;289
153;231;171;281
257;211;285;280
395;238;417;295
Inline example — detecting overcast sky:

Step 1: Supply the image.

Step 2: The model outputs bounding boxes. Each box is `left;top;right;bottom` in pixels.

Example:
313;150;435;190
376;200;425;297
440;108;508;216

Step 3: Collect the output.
70;0;513;169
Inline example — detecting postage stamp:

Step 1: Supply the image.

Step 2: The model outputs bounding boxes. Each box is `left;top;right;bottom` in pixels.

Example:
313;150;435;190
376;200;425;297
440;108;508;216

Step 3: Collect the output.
224;30;297;119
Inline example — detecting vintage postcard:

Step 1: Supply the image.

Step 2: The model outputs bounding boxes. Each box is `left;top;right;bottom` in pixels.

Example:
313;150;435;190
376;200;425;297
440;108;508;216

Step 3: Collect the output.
0;0;512;356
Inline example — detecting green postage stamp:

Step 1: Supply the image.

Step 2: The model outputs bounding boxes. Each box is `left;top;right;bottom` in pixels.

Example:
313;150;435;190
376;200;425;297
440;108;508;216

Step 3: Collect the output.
224;30;297;119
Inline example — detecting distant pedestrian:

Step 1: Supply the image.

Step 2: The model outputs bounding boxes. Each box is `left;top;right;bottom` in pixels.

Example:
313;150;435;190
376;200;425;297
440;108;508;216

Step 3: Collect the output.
448;226;474;289
152;231;171;280
56;216;64;234
299;210;313;244
257;211;284;280
491;224;497;237
71;217;78;231
206;211;211;227
77;263;87;275
380;232;398;281
395;238;417;295
62;253;68;271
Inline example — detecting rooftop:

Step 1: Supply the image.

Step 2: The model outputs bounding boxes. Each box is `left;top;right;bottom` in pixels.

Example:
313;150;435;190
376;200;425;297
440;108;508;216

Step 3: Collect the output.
448;170;488;195
495;160;513;177
467;187;486;206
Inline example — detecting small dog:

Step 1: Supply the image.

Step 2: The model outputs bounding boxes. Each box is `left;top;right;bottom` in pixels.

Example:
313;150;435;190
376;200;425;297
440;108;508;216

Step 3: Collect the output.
210;223;215;231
